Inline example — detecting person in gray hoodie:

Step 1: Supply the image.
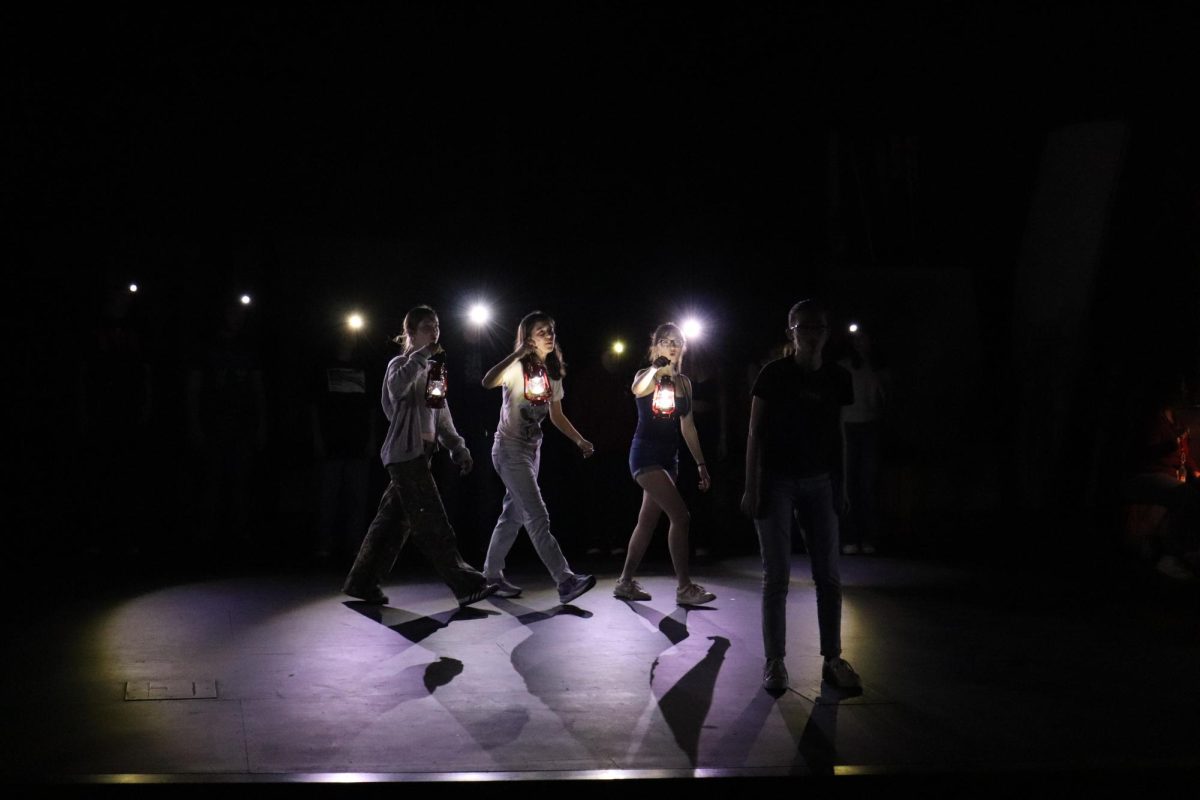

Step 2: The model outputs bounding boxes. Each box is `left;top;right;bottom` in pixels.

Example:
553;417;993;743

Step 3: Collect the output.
342;305;497;607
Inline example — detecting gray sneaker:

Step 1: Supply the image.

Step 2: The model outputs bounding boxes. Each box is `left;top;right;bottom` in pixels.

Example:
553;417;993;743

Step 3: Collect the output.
557;573;596;604
763;658;788;691
613;578;651;601
822;657;862;689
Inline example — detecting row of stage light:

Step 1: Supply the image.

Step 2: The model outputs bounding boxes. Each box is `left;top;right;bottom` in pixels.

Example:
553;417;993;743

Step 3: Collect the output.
120;285;864;349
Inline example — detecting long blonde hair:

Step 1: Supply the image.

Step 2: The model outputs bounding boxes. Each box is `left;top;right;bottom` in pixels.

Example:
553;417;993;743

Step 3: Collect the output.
645;322;686;373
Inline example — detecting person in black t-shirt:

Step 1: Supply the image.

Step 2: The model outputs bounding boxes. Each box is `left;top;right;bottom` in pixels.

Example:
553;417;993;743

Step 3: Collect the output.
742;299;862;693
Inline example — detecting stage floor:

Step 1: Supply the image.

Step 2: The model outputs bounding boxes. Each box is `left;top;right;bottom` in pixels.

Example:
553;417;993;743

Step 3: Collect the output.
3;552;1198;786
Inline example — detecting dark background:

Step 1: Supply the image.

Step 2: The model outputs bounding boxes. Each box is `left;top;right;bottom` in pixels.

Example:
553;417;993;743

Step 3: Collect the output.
7;2;1199;585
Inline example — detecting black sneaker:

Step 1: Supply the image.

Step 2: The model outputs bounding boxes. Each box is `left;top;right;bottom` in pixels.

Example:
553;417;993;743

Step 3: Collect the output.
822;657;862;689
457;583;499;607
762;657;788;692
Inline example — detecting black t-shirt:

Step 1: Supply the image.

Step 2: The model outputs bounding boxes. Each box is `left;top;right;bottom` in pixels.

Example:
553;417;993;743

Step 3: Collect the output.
752;357;853;477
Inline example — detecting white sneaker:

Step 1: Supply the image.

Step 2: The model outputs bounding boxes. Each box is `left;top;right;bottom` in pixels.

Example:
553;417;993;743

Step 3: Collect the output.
613;578;651;601
676;583;716;606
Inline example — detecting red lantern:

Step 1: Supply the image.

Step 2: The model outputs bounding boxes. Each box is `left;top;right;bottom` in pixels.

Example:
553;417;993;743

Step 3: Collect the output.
524;361;552;405
425;359;447;408
652;374;676;418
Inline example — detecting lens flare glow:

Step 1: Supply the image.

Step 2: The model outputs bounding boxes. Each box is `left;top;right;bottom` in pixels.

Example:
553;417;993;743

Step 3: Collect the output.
612;340;626;355
128;283;138;293
240;294;252;306
468;304;491;326
681;318;702;340
848;323;859;334
347;313;364;331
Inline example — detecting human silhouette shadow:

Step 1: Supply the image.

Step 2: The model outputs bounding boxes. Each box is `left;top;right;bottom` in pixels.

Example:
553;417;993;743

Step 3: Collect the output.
344;601;497;643
423;656;464;693
621;600;690;646
654;635;731;766
786;679;844;775
715;689;780;767
483;595;600;757
618;603;732;765
487;596;594;623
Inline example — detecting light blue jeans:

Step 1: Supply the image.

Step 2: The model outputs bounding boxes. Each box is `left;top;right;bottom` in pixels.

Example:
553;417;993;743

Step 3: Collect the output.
484;435;572;584
756;472;842;659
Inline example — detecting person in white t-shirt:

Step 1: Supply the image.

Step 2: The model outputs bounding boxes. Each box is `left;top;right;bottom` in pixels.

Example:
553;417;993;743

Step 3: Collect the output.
481;311;597;605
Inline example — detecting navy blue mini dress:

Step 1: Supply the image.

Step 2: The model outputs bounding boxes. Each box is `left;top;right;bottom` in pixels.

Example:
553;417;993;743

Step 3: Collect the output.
628;386;691;479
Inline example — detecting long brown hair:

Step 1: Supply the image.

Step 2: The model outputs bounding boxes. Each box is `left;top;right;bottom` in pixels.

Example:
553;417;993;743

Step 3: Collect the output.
516;310;566;380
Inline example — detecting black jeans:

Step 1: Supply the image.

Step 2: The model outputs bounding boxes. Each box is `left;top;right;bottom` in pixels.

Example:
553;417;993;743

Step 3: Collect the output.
344;454;489;598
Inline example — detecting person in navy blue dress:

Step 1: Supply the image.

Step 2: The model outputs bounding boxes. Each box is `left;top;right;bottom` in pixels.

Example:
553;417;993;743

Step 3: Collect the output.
613;323;716;606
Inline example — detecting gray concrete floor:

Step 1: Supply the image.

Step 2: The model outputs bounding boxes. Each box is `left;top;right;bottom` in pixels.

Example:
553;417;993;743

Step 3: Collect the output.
3;552;1199;792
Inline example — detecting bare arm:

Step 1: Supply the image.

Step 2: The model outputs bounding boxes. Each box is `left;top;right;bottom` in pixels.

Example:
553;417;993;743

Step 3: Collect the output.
631;362;671;397
741;396;765;517
679;378;711;491
482;345;533;389
549;399;594;457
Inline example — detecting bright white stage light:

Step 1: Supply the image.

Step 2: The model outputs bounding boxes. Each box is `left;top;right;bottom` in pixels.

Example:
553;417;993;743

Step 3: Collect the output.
468;303;491;326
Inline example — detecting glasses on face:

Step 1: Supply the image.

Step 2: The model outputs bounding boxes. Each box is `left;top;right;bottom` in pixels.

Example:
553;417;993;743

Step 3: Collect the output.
787;323;828;333
657;338;684;348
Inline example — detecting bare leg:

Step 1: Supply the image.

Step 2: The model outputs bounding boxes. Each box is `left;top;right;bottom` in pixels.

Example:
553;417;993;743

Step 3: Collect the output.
619;489;663;582
629;469;692;588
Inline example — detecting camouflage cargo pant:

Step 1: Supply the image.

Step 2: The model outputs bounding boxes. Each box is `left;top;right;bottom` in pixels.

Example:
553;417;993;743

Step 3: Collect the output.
343;455;488;599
